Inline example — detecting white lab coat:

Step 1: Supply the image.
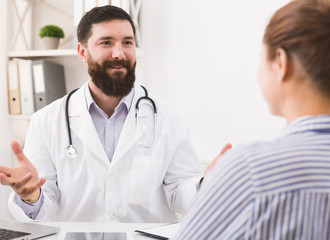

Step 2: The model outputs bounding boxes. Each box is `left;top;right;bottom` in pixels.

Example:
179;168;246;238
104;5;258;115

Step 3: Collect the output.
8;83;203;222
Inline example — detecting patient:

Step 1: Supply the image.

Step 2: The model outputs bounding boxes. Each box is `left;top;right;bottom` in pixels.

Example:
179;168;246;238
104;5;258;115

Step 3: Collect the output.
173;0;330;239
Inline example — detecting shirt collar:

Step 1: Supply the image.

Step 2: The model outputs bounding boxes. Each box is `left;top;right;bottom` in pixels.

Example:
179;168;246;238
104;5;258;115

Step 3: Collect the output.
84;85;135;113
280;115;330;137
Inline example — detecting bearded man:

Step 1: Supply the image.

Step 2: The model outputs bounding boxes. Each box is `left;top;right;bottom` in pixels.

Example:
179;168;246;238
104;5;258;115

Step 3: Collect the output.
1;5;204;223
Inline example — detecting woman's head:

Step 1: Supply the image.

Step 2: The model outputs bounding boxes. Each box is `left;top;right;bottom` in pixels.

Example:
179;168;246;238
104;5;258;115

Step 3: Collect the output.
263;0;330;95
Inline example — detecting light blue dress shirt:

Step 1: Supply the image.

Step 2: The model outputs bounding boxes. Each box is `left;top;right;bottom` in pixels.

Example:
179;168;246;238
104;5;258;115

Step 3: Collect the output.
15;85;134;219
85;85;134;162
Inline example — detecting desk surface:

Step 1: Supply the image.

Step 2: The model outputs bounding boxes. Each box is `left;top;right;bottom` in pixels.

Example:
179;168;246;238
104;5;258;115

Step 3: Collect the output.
41;222;165;240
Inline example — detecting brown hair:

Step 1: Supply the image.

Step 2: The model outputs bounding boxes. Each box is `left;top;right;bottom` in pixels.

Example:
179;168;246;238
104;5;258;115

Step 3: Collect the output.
263;0;330;95
77;5;136;46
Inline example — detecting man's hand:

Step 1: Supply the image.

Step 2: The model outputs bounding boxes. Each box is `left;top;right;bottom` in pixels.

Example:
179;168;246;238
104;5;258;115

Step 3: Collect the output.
0;140;45;203
204;143;232;176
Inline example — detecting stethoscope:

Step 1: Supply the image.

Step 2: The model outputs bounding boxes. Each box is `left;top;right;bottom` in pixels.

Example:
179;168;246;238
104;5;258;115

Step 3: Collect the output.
65;86;157;159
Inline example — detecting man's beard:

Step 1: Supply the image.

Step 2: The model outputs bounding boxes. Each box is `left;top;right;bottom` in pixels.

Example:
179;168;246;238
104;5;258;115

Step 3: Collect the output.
87;55;136;97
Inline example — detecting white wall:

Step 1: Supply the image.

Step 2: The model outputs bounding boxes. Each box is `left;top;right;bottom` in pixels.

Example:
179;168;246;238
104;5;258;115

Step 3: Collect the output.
143;0;290;163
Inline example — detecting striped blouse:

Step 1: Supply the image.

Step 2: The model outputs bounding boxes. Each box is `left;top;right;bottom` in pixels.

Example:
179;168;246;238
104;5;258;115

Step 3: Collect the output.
174;115;330;240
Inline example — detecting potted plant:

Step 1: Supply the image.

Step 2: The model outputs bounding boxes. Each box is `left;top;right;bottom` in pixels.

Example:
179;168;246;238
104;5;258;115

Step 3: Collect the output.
39;25;65;49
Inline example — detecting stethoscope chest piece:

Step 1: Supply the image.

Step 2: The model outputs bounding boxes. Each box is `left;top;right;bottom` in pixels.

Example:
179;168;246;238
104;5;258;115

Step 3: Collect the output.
65;145;78;159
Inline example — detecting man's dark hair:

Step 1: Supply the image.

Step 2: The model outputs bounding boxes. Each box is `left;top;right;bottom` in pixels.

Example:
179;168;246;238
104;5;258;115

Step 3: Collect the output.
77;5;136;46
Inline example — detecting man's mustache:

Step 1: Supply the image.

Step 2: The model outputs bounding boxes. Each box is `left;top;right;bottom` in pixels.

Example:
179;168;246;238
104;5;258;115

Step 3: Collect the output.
104;59;130;68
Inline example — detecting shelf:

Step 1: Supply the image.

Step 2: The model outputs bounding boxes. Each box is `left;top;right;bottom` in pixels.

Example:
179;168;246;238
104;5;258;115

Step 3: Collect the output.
8;48;142;59
9;114;32;120
8;49;78;58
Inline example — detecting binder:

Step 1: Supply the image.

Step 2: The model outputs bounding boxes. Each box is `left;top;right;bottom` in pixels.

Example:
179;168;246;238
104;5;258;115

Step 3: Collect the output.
18;59;35;114
32;60;66;111
7;59;21;114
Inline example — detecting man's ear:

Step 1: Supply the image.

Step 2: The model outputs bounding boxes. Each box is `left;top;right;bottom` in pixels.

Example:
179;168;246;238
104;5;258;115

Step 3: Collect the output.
77;43;88;63
273;48;289;83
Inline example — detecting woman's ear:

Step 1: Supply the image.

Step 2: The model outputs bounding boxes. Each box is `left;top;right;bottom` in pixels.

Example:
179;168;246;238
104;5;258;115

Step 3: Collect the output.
77;43;88;63
273;48;289;83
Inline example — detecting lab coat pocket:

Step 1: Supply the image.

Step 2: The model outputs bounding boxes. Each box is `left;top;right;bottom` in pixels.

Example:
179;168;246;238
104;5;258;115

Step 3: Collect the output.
129;155;156;204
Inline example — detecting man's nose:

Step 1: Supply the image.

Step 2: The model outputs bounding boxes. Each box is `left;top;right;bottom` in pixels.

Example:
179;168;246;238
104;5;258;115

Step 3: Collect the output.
112;43;125;59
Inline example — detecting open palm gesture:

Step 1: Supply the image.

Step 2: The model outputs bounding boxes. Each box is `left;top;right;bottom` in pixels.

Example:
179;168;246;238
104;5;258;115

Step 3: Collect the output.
0;140;45;203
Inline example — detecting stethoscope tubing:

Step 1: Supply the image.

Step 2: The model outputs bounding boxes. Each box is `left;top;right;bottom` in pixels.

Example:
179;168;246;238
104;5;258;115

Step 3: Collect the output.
65;88;79;147
65;85;157;158
135;86;157;115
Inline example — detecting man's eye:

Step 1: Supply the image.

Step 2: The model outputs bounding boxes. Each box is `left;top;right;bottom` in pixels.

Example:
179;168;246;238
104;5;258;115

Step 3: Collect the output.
101;41;111;45
124;41;133;45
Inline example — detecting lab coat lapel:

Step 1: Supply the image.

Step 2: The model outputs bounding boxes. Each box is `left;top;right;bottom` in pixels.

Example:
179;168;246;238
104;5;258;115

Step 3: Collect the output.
111;85;145;165
68;84;109;165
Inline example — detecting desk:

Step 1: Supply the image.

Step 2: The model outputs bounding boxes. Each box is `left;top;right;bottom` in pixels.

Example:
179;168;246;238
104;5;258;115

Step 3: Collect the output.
40;222;165;240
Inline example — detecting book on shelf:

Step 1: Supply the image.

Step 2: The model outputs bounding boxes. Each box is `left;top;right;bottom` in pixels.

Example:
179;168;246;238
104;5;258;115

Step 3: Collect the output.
7;59;21;114
32;60;66;111
7;59;67;115
18;59;35;114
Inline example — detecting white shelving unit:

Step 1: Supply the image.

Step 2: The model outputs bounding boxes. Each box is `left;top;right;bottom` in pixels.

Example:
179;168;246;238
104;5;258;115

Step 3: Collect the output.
8;49;78;58
0;0;87;219
0;0;11;220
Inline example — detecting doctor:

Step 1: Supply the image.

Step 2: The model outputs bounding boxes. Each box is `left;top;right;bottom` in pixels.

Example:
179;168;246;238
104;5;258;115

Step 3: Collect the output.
0;5;204;222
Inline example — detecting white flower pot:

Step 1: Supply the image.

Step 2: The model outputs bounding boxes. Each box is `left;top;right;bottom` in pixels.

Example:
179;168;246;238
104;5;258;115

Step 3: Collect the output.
42;37;60;49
